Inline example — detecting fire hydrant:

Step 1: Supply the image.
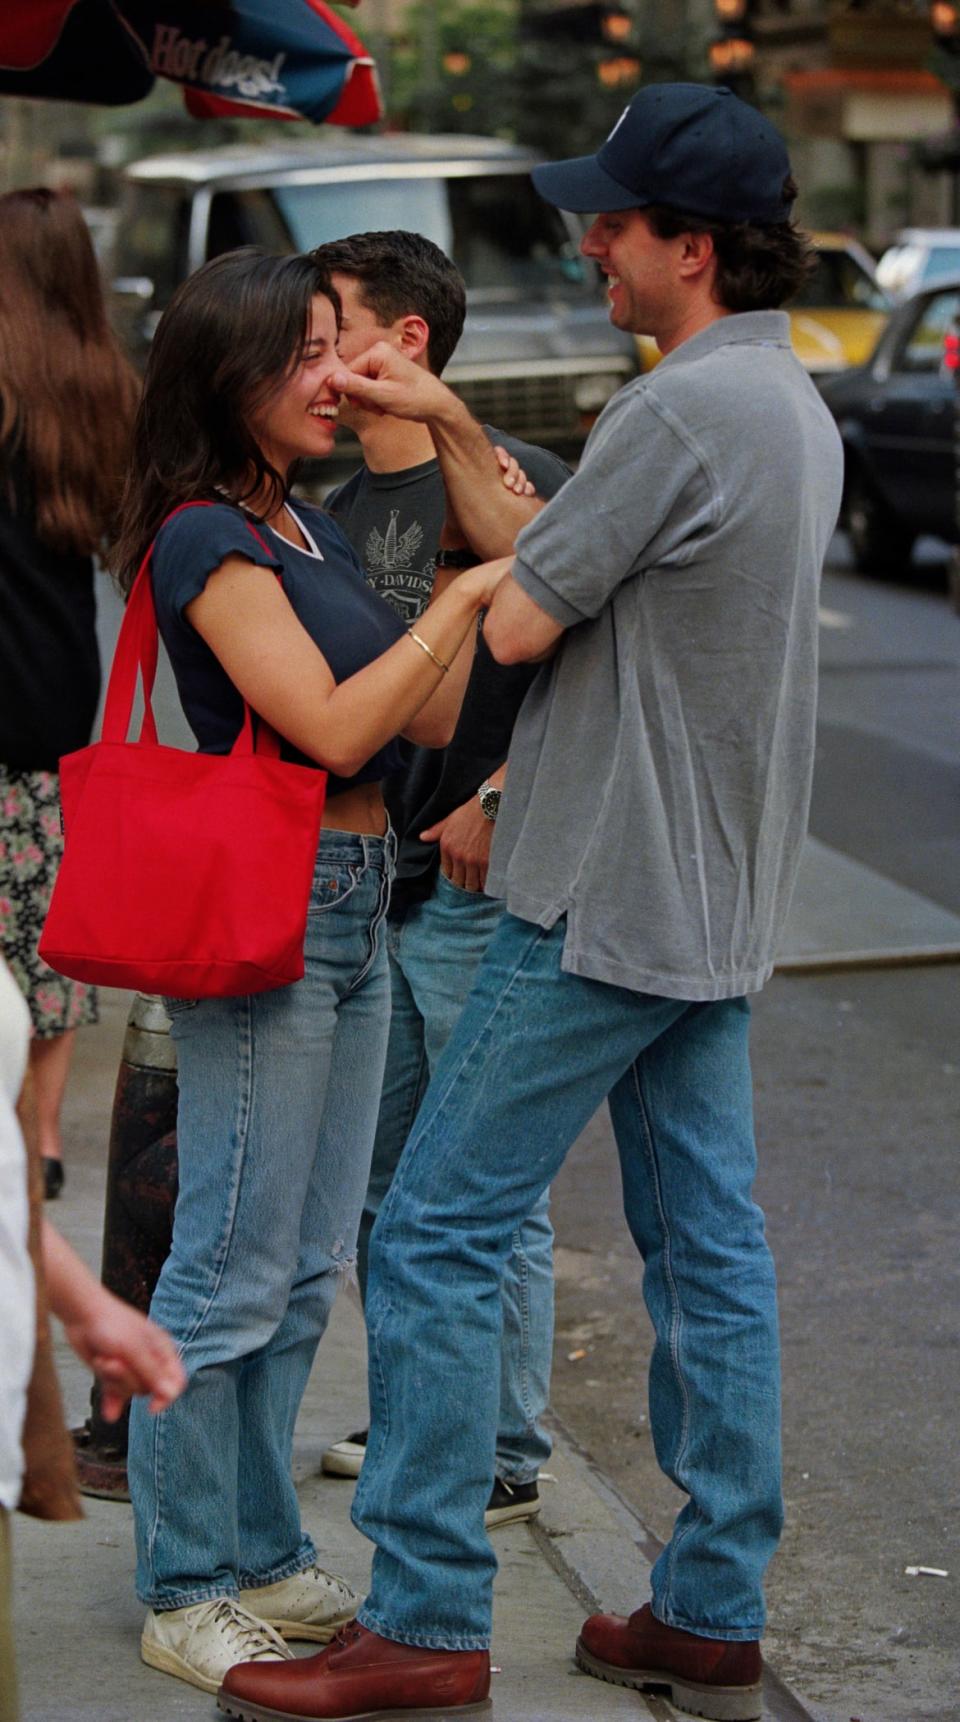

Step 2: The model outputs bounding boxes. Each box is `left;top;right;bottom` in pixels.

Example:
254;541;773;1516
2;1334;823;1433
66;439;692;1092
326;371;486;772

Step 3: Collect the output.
72;993;178;1499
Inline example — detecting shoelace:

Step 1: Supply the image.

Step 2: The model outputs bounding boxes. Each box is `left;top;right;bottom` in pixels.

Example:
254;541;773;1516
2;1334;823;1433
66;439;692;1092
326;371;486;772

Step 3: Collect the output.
332;1623;365;1651
206;1599;286;1658
307;1566;357;1604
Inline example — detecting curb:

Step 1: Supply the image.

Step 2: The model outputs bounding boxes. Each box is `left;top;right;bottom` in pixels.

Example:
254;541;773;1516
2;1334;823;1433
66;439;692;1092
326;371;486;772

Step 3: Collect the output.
537;1413;826;1722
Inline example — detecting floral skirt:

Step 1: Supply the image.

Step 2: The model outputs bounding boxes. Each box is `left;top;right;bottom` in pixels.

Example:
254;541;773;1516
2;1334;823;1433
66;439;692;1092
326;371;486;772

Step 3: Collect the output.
0;766;98;1039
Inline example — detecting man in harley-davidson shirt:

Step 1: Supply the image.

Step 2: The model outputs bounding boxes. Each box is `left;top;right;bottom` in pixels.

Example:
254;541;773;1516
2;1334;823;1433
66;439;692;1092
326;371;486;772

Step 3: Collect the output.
316;231;568;1526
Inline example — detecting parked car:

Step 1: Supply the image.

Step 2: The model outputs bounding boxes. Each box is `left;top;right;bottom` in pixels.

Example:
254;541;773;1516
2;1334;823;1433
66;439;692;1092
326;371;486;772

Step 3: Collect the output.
819;277;960;574
111;134;637;465
635;232;890;384
876;227;960;302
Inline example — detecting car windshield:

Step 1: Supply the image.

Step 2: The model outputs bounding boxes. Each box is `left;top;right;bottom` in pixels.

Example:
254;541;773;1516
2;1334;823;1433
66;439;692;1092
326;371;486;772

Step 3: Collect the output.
271;173;590;300
921;246;960;285
791;249;888;312
898;288;960;372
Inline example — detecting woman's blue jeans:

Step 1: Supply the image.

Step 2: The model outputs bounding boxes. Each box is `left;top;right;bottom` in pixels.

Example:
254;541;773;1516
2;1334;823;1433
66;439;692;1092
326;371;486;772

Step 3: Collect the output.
354;911;783;1650
358;873;554;1485
129;828;394;1609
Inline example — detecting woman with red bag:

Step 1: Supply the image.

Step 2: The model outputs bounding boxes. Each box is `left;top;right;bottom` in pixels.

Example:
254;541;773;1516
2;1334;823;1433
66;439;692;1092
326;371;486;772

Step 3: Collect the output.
110;248;509;1698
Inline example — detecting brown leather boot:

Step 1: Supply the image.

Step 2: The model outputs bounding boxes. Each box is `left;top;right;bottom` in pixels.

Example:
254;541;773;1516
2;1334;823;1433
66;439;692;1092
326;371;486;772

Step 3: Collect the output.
217;1621;491;1721
576;1603;762;1721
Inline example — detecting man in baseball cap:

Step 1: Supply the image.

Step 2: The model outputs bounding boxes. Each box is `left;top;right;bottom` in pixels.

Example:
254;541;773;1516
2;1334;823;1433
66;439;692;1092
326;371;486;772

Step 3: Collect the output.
532;80;794;223
222;86;843;1722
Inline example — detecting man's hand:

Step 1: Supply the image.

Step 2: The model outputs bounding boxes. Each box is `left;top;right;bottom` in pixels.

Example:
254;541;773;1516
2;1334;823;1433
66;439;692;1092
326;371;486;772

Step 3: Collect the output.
421;794;495;893
330;343;455;425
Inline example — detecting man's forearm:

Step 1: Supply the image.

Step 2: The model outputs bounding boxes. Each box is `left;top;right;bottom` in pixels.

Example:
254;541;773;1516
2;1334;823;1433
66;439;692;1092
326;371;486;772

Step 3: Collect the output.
428;392;544;559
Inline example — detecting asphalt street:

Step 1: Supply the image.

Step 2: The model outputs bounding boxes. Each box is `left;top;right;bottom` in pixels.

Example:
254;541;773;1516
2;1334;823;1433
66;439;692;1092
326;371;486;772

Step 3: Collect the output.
548;543;960;1722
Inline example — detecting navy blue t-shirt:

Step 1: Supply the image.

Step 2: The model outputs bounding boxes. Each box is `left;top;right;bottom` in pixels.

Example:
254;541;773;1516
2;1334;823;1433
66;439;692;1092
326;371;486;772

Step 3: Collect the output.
151;499;407;796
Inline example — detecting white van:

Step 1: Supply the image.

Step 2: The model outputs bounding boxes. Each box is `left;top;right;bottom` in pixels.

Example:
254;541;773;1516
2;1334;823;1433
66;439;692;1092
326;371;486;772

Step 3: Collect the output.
112;132;637;464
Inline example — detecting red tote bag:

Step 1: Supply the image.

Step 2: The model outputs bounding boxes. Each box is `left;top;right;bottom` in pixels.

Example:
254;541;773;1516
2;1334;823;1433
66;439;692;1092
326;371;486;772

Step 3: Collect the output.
40;509;327;998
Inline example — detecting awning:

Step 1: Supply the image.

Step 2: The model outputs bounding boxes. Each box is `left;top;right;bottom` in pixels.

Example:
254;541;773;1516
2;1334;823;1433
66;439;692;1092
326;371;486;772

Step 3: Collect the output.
782;66;952;143
0;0;381;127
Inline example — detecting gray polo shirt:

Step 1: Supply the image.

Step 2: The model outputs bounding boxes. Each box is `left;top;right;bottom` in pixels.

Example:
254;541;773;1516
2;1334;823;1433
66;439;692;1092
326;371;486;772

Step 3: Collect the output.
485;311;843;1001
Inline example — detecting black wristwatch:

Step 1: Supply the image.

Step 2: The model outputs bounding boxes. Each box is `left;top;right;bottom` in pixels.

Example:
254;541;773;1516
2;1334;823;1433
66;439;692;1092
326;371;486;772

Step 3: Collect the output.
478;779;502;821
434;547;481;570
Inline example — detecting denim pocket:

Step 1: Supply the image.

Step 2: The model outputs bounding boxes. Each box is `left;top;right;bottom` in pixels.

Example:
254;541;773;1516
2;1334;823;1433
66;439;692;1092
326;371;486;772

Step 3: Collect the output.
163;995;199;1017
436;871;485;899
308;860;364;916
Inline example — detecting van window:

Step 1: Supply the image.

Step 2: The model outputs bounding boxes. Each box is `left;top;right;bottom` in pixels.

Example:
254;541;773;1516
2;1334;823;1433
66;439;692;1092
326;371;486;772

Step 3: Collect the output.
448;176;588;301
208;188;293;257
273;178;450;254
270;173;589;300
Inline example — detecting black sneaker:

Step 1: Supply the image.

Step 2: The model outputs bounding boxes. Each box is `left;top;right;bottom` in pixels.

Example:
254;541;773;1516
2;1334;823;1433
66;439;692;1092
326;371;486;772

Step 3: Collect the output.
485;1477;541;1530
320;1429;367;1479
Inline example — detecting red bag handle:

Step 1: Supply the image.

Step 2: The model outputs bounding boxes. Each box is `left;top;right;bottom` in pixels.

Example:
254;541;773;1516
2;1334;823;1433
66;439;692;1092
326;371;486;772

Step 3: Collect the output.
101;502;283;760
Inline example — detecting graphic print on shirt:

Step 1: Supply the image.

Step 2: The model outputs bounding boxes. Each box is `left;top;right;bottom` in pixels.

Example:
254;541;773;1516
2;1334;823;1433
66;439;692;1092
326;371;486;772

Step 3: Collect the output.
363;510;434;622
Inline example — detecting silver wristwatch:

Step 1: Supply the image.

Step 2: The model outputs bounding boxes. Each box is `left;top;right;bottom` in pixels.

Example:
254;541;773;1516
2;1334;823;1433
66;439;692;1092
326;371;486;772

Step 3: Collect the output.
478;779;502;822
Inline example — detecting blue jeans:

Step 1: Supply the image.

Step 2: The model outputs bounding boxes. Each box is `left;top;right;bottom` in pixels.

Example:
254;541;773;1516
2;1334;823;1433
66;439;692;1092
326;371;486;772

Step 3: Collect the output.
358;874;553;1484
129;828;394;1609
354;913;782;1649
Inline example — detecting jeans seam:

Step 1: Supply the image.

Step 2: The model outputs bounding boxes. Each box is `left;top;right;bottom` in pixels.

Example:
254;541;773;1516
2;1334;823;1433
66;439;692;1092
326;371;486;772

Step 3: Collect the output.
179;994;254;1352
513;1229;534;1428
628;1057;702;1609
347;857;393;996
357;1602;490;1654
239;1541;318;1590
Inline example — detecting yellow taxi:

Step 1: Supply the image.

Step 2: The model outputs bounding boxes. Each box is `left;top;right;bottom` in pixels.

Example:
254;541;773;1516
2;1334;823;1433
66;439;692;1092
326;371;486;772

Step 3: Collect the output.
636;232;890;382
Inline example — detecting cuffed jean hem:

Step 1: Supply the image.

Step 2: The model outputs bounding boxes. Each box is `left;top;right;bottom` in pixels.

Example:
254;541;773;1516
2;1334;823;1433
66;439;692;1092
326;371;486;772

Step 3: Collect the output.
239;1537;318;1591
143;1583;242;1612
653;1604;763;1643
495;1466;540;1486
356;1604;490;1654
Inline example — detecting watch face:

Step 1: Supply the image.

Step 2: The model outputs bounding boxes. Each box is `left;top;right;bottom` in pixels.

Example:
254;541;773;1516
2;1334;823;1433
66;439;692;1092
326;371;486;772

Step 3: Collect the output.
479;786;501;820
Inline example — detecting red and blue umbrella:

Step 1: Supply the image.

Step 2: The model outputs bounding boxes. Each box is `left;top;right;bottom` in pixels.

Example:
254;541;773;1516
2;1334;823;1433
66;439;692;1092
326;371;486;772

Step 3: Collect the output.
0;0;381;127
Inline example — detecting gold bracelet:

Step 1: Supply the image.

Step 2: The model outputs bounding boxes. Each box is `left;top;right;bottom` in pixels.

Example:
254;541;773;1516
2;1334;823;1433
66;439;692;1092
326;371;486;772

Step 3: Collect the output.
408;628;450;674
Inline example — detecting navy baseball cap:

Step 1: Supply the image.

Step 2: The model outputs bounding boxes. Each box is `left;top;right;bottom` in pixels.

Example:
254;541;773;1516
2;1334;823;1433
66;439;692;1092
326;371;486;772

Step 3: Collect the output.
532;83;794;226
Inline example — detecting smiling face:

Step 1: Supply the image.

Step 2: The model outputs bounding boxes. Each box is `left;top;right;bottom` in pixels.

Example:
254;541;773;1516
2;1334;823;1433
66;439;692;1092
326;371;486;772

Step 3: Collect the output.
249;293;341;473
581;208;684;342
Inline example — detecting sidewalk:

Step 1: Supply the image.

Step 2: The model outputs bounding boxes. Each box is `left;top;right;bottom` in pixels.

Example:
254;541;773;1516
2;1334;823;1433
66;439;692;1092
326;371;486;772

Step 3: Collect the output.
13;997;823;1722
12;992;655;1722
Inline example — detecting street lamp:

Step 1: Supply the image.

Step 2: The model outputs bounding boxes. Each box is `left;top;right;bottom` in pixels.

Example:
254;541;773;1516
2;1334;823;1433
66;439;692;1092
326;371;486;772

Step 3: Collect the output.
709;0;755;93
931;0;960;44
597;54;642;86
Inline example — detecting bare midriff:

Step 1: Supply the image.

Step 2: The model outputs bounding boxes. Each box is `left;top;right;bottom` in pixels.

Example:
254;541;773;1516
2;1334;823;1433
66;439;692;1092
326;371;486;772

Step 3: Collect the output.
321;779;388;837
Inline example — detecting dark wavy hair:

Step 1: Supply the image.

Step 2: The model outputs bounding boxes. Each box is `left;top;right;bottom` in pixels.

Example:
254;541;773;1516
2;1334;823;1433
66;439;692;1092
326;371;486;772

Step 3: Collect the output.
310;230;466;375
645;179;816;312
111;247;340;592
0;187;139;556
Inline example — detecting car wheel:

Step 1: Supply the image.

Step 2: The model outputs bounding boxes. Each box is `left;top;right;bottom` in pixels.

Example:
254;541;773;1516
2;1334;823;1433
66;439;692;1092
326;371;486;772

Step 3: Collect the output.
845;466;916;578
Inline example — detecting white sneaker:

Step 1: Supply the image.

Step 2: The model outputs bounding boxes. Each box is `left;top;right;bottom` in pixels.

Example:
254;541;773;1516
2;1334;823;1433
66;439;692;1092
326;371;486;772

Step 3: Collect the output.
320;1428;367;1479
141;1597;292;1694
243;1563;362;1642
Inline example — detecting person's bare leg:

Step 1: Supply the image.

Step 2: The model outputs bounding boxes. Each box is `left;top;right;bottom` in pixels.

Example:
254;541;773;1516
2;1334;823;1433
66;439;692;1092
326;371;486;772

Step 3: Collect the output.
29;1029;76;1189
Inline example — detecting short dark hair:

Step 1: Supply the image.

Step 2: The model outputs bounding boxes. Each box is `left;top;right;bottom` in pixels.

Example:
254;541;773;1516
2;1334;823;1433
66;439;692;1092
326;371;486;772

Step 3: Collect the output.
310;230;466;374
112;247;340;591
644;179;816;312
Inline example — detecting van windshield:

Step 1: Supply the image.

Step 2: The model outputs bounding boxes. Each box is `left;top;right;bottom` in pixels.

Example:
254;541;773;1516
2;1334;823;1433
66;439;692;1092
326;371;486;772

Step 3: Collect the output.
272;173;590;300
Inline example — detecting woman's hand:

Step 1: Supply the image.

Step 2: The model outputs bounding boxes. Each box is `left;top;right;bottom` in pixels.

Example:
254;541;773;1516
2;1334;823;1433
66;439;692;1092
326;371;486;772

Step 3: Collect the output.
494;446;535;497
42;1218;187;1420
458;555;515;611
